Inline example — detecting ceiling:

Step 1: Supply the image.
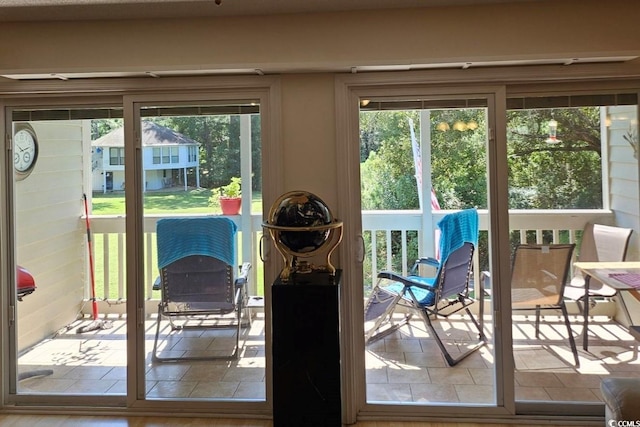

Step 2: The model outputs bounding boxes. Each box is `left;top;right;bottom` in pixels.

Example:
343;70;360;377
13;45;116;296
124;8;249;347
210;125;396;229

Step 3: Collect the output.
0;0;541;22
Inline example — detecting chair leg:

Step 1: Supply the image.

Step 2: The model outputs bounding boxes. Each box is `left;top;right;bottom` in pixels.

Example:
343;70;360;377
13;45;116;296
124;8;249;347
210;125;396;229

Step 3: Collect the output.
152;304;163;362
575;298;585;317
232;287;245;360
152;302;241;362
420;307;486;367
535;305;541;338
560;302;580;367
364;287;408;344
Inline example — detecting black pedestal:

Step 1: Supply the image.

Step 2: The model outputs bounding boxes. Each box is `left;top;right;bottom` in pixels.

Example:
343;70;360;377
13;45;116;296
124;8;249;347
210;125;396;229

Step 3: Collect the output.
272;270;342;427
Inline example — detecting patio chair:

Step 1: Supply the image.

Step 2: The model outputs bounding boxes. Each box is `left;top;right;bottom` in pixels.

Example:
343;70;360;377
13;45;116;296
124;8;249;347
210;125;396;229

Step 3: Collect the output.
510;244;579;367
563;223;633;309
364;208;486;367
152;216;251;362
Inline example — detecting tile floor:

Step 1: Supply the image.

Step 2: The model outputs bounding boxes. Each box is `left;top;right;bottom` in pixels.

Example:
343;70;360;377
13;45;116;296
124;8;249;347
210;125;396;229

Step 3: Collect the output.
18;314;267;399
16;313;639;405
365;313;639;404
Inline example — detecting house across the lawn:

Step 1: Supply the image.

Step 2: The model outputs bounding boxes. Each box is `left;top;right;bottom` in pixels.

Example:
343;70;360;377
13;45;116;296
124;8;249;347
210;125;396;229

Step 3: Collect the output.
91;121;200;193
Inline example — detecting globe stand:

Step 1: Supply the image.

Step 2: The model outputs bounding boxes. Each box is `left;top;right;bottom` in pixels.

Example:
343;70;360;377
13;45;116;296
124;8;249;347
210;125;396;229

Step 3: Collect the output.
263;221;343;282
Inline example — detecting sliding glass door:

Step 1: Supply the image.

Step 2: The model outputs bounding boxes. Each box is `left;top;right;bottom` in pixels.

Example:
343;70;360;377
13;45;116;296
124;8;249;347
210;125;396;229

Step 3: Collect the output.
134;99;266;402
359;99;497;405
337;76;640;421
5;102;128;405
2;78;280;416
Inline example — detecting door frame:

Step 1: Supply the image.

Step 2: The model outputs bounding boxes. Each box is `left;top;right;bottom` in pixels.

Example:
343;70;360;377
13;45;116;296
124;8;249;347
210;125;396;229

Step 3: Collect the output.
0;75;283;415
335;73;514;422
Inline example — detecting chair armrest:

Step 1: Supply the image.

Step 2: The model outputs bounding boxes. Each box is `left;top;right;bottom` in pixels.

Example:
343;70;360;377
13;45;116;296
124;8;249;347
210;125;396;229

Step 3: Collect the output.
409;257;439;275
152;276;161;291
235;262;252;289
377;270;436;291
417;257;439;267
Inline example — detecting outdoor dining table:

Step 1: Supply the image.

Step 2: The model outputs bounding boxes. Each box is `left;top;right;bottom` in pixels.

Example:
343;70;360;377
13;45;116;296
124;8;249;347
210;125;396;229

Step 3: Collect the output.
573;261;640;351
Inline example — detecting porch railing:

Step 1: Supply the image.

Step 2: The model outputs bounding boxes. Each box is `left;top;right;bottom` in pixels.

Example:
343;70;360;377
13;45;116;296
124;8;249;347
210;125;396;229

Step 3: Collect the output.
87;209;614;313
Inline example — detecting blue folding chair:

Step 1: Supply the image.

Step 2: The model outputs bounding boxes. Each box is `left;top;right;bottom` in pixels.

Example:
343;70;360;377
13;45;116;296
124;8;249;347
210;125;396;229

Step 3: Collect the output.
364;209;485;366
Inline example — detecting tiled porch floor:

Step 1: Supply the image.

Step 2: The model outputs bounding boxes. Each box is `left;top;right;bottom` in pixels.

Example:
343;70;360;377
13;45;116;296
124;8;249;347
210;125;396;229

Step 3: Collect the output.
18;315;267;399
366;313;639;404
17;313;639;404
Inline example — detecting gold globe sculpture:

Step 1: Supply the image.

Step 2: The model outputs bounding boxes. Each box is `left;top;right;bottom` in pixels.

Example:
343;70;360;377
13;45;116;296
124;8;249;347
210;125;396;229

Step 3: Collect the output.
263;191;343;282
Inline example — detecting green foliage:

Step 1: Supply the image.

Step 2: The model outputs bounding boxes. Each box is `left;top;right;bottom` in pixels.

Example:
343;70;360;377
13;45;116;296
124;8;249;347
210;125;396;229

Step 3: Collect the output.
151;115;240;189
91;119;123;140
92;113;261;193
359;106;606;275
506;107;602;209
430;109;487;209
208;177;241;208
360;106;603;212
361;141;419;210
360;109;488;211
360;111;419;210
361;229;420;294
150;114;262;191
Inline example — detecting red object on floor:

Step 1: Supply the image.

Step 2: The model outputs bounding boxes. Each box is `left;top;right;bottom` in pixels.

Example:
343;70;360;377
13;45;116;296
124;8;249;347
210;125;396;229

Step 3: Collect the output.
17;265;36;300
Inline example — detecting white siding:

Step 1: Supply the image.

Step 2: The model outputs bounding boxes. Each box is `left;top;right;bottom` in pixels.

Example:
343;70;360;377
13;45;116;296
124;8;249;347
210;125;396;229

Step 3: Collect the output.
15;121;86;350
607;105;640;260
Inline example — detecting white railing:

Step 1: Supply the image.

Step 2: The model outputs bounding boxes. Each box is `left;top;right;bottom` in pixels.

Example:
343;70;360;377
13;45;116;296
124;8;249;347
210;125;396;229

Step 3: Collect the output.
88;214;264;312
361;209;614;300
88;209;614;313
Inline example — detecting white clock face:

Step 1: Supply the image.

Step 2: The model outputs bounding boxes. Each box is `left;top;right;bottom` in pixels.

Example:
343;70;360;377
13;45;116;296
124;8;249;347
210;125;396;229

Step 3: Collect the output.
14;128;38;174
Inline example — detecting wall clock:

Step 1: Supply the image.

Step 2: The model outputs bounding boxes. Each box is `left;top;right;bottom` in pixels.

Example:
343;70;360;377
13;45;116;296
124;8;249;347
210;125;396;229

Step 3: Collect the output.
13;123;38;180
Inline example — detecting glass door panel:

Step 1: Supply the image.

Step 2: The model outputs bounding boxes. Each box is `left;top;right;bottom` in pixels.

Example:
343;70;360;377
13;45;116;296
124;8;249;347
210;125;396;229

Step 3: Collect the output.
138;101;265;401
359;98;497;406
10;106;127;398
506;98;640;407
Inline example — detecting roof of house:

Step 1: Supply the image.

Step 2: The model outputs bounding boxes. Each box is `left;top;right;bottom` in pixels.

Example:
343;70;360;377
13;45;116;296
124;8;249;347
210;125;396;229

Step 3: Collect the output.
92;121;199;147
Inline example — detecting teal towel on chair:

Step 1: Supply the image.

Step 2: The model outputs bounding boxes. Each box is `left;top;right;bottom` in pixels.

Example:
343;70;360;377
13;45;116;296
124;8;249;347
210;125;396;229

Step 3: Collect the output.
157;217;237;269
437;208;478;264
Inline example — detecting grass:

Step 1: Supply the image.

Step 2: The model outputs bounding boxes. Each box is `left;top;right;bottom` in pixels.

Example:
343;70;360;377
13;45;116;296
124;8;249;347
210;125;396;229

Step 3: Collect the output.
91;188;265;300
92;188;263;215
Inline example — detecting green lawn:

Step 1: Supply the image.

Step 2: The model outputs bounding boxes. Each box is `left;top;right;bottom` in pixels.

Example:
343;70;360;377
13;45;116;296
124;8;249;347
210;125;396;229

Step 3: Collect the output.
91;189;265;299
92;188;263;215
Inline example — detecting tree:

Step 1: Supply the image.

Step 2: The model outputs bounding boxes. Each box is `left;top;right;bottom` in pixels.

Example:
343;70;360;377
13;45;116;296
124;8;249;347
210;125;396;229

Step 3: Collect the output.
430;109;487;209
155;115;262;191
91;119;122;140
507;107;602;209
360;111;420;210
358;106;604;277
153;115;240;189
360;109;488;211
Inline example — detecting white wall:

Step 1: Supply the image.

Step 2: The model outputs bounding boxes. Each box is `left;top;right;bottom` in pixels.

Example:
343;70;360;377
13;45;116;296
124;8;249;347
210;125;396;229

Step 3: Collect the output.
15;121;86;350
2;1;640;75
608;105;640;260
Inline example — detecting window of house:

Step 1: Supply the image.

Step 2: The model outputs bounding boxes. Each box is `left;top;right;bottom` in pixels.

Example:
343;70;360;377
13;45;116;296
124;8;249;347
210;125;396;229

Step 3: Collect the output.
109;147;124;165
152;147;161;164
152;146;180;164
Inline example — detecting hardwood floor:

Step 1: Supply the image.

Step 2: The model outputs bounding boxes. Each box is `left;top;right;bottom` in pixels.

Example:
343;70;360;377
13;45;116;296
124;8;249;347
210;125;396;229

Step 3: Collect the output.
0;414;580;427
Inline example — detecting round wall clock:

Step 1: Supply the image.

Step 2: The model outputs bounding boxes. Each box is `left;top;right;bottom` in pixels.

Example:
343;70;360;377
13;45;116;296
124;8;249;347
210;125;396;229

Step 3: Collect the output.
13;123;38;180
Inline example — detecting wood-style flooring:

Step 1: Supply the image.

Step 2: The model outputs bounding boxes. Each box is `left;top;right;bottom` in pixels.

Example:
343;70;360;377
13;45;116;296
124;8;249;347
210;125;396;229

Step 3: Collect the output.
0;414;583;427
